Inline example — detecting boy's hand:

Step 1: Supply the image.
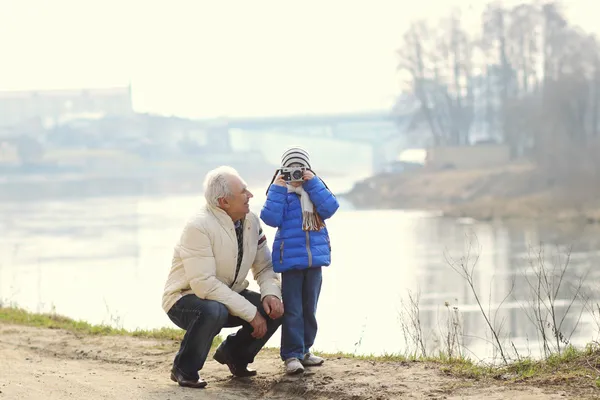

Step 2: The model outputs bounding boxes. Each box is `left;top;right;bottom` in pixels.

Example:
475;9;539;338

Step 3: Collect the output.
303;170;315;180
274;175;287;187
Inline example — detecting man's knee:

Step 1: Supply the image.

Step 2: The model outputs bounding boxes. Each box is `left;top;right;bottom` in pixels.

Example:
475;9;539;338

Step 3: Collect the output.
270;314;284;329
198;301;229;326
256;303;269;319
240;290;262;307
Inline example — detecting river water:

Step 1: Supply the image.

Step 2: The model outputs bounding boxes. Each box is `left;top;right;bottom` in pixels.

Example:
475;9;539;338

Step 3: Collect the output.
1;176;599;362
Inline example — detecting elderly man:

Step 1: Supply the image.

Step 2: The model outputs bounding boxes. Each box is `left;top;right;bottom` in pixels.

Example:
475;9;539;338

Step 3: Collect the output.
162;166;284;388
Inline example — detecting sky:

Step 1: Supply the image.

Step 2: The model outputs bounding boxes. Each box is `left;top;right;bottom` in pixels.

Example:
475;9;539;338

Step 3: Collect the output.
0;0;597;119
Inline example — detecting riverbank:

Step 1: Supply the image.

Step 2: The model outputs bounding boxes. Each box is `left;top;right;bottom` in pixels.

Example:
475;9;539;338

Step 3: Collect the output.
342;162;600;223
1;307;598;399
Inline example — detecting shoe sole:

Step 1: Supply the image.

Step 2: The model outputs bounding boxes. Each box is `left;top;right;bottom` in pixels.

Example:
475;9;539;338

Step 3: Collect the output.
301;361;324;367
286;367;305;375
170;372;208;388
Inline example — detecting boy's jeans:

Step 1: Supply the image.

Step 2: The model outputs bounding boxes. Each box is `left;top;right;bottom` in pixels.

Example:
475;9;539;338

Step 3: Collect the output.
280;267;323;361
167;289;281;381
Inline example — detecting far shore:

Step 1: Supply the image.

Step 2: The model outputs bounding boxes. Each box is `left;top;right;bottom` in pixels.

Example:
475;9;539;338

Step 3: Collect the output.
342;162;600;225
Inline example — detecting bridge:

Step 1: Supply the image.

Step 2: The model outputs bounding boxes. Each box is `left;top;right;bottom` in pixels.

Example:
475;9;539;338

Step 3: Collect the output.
200;110;413;172
0;108;415;174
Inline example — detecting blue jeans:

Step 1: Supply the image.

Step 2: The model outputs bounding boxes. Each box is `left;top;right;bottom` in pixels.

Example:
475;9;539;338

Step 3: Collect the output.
166;290;282;381
280;267;323;361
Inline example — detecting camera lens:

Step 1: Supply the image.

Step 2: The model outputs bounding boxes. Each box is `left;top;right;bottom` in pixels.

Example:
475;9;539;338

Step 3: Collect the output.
292;170;303;180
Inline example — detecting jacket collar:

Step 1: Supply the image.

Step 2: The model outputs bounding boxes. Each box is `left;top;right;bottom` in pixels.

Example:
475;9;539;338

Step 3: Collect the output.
206;204;248;230
206;204;232;225
205;205;252;266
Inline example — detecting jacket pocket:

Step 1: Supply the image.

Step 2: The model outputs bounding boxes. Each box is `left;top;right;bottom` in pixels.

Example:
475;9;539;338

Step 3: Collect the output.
279;241;284;264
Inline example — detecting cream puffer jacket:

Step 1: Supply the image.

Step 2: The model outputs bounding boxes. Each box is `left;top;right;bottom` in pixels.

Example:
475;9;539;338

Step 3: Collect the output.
162;205;282;322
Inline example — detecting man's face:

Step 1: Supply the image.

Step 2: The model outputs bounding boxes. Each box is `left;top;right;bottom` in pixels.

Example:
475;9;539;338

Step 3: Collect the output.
219;175;253;221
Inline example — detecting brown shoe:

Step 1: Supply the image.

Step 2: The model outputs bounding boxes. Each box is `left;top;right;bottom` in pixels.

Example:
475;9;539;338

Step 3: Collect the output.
170;369;207;388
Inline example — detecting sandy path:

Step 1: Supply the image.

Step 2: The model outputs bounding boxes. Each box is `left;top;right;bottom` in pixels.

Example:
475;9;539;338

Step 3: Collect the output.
0;323;591;399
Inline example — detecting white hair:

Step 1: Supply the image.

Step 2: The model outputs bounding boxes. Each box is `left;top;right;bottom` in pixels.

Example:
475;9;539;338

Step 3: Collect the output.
203;166;242;207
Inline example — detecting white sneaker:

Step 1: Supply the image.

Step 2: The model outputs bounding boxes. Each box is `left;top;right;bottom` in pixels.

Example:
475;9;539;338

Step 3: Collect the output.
285;358;305;375
302;353;324;366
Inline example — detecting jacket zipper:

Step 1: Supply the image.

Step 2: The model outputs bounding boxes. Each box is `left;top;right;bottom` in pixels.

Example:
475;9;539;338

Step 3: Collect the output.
306;231;312;267
279;241;284;264
232;264;240;287
232;221;244;287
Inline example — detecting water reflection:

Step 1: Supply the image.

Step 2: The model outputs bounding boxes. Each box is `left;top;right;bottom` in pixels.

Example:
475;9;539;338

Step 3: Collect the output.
1;184;599;361
413;220;600;361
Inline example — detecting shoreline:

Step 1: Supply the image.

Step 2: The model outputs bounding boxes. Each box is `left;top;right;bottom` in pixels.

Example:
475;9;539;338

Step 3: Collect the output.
342;163;600;225
1;306;598;399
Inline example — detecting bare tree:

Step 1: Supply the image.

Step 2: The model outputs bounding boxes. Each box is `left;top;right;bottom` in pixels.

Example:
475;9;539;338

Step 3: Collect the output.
398;21;444;146
436;10;475;145
481;2;514;150
398;11;476;146
396;0;600;186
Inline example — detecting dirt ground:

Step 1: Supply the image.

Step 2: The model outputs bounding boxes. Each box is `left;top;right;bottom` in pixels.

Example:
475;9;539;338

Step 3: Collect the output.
1;323;596;399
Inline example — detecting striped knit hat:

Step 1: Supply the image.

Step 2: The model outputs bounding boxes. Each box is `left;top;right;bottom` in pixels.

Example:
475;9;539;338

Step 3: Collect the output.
281;146;311;169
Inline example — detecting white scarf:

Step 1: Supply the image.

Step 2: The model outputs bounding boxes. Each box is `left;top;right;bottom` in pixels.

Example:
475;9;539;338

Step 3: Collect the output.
287;184;325;231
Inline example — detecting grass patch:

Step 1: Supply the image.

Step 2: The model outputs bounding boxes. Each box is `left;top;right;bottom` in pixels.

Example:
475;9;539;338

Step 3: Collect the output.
312;350;411;362
439;344;600;389
314;346;600;389
0;306;222;348
502;344;600;382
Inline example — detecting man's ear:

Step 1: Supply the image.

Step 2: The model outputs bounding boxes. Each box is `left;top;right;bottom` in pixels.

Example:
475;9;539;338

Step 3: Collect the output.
217;197;229;208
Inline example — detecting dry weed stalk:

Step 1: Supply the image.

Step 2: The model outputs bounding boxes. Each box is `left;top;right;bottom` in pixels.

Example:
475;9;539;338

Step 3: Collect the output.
399;289;427;358
445;233;513;365
520;245;588;357
441;301;463;359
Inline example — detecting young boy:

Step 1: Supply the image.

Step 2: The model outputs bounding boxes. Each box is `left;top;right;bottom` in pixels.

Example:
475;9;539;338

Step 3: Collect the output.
260;147;339;375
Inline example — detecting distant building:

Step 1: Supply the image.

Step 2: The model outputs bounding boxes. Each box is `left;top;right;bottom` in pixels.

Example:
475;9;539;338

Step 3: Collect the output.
0;86;133;128
425;144;511;170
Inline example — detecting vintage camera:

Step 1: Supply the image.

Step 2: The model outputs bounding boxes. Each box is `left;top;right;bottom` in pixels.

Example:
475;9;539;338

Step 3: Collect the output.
281;166;306;182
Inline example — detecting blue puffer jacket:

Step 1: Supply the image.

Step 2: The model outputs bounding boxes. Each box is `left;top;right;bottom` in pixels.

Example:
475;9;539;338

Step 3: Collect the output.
260;177;339;273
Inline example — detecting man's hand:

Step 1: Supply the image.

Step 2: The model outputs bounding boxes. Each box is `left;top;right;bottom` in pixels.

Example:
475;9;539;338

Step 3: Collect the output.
274;175;287;187
262;295;284;319
303;170;315;180
249;311;267;339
